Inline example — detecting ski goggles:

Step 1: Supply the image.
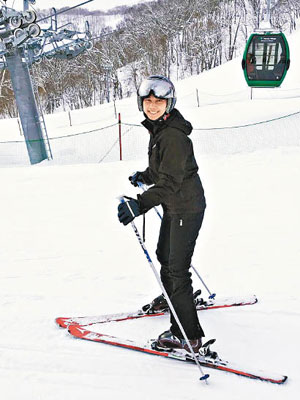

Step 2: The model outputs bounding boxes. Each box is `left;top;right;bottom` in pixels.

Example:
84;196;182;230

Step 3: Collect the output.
138;77;175;99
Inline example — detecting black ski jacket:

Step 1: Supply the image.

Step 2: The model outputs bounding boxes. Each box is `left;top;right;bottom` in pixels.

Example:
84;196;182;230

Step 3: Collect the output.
138;108;206;214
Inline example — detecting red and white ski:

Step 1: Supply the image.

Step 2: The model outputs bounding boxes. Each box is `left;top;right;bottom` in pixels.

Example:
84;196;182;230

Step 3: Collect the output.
68;324;287;384
56;294;257;329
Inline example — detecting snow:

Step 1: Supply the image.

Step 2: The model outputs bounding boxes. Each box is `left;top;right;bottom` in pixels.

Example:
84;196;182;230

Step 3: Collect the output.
0;26;300;400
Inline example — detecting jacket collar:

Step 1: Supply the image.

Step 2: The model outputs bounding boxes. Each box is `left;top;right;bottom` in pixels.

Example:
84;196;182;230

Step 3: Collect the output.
141;113;171;135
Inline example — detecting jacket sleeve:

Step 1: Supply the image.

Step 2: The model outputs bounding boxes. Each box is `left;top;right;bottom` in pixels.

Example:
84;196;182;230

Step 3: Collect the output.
138;129;189;213
140;167;154;185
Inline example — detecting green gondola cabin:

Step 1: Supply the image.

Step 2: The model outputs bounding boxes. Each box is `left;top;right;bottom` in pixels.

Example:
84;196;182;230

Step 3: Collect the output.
242;32;290;88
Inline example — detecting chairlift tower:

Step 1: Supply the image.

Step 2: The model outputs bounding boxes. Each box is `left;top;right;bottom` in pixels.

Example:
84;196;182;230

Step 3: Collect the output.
0;0;94;164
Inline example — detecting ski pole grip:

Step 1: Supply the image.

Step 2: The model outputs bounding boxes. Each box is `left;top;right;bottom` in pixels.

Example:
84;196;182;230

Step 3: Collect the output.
118;196;126;204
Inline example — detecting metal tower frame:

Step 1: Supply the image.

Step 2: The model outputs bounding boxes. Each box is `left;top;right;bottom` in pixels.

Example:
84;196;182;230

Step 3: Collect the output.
0;0;94;164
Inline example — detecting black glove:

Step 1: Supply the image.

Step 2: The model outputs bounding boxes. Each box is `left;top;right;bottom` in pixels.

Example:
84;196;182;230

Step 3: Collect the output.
129;171;144;187
118;198;141;226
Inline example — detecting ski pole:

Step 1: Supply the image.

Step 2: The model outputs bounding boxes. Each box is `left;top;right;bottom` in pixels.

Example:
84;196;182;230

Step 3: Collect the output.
119;196;210;383
137;182;216;299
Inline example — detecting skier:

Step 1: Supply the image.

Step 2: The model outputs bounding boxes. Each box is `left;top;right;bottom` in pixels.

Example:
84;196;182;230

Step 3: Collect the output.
117;75;206;354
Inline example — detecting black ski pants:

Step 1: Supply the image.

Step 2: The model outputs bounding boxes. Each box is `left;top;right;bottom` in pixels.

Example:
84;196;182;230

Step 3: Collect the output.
156;211;205;340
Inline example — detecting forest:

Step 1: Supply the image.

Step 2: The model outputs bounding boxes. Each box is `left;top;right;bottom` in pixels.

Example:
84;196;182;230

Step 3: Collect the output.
0;0;299;117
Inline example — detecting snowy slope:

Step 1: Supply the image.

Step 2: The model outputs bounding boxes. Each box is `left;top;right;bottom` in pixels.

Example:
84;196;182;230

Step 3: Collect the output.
0;27;300;400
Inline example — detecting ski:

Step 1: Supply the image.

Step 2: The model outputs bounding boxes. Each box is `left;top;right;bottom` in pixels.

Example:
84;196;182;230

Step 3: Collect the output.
56;294;257;329
68;324;287;384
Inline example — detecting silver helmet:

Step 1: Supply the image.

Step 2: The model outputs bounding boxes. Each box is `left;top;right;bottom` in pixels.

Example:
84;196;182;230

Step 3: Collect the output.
137;75;177;113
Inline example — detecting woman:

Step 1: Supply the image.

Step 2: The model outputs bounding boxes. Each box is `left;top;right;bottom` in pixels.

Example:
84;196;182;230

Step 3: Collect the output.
118;75;206;354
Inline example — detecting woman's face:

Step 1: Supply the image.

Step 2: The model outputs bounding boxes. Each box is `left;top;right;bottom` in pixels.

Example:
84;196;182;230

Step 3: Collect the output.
143;94;167;121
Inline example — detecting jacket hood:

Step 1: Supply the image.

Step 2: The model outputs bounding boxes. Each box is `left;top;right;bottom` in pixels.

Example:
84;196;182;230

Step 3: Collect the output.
165;108;193;136
142;108;193;136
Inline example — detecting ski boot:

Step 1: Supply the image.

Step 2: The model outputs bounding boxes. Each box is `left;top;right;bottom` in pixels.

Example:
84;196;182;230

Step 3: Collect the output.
142;294;168;314
153;330;203;354
142;290;205;314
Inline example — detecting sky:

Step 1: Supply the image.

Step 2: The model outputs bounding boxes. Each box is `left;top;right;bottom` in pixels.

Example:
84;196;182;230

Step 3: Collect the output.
6;0;153;12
